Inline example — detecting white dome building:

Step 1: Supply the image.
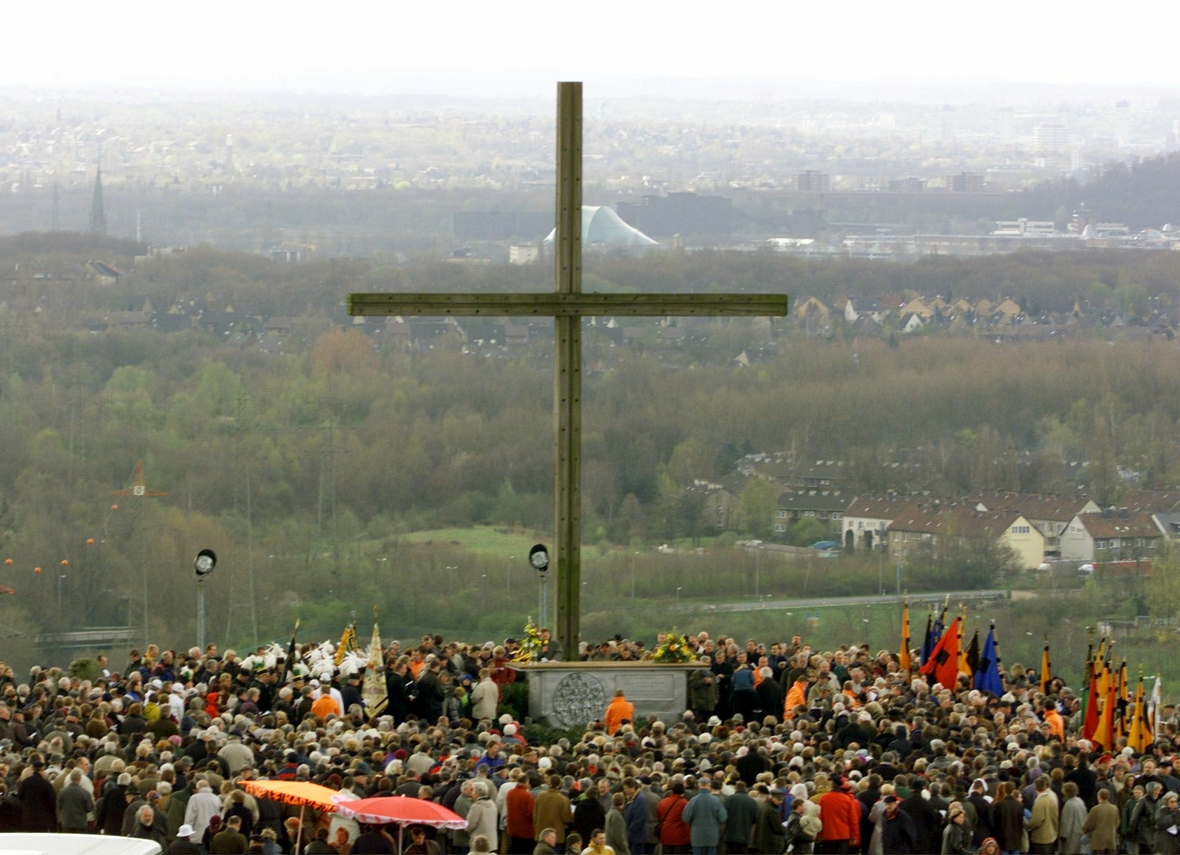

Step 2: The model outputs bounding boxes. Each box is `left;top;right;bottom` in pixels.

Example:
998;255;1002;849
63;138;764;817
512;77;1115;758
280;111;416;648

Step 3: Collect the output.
544;205;659;249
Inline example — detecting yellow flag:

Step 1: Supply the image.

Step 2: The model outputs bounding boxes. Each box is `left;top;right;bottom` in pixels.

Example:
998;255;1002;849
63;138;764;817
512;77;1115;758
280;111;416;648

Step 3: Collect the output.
1040;641;1051;695
1127;675;1147;753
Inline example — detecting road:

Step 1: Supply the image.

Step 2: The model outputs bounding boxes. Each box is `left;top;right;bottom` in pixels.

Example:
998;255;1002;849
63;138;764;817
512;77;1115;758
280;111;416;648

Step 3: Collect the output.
676;588;1010;613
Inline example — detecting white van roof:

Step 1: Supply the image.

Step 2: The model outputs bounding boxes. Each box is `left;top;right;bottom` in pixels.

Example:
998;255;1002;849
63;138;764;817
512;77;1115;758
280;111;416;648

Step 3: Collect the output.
0;833;162;855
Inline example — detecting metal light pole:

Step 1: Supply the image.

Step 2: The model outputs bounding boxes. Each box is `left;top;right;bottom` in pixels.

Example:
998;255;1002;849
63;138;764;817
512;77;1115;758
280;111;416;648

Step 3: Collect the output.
755;548;761;599
194;549;216;652
530;545;550;628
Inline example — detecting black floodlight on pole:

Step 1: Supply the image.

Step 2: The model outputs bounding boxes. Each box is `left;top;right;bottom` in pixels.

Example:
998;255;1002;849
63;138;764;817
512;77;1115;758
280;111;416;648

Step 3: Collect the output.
194;549;216;650
529;544;550;627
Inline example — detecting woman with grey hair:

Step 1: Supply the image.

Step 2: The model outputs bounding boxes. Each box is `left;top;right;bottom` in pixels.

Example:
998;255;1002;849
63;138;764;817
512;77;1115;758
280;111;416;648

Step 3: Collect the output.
1155;791;1180;855
466;779;499;854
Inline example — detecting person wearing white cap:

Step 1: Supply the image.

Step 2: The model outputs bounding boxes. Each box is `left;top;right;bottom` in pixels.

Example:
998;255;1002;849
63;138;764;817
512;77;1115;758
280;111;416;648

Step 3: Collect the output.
168;684;185;722
171;823;202;853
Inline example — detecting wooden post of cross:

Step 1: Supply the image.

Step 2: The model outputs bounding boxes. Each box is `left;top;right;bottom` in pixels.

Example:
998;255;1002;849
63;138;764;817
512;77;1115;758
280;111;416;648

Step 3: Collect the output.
349;82;789;654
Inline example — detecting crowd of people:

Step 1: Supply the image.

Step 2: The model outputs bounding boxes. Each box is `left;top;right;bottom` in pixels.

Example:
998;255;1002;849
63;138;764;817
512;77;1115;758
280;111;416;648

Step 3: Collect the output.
0;628;1176;855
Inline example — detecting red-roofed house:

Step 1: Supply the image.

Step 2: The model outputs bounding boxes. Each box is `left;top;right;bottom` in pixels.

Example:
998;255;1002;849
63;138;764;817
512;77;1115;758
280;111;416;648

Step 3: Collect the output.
886;505;1045;571
1059;509;1163;563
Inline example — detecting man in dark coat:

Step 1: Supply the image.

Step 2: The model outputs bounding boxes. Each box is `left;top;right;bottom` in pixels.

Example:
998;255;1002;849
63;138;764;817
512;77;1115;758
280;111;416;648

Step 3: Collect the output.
416;660;447;724
574;785;607;845
722;781;759;855
753;671;783;724
967;780;995;849
0;784;23;831
385;660;413;724
96;773;130;836
879;796;917;855
735;748;769;788
835;712;873;750
991;781;1027;855
1065;754;1099;809
342;673;364;714
900;780;943;855
753;789;787;854
688;665;718;722
16;759;57;832
131;804;169;850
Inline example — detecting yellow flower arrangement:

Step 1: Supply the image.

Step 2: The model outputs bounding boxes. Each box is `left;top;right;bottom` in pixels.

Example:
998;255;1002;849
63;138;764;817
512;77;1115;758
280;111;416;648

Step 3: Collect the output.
511;618;545;663
652;629;695;663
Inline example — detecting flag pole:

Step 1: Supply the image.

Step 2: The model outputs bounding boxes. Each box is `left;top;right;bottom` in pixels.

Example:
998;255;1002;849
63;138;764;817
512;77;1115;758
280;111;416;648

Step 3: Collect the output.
282;618;300;684
991;621;1003;690
1040;634;1051;695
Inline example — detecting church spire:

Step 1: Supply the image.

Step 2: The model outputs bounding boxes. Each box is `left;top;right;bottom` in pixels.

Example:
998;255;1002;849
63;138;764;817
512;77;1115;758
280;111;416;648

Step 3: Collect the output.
89;165;106;235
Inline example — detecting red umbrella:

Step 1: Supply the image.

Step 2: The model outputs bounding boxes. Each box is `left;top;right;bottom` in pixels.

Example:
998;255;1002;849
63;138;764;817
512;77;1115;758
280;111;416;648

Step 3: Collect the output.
332;795;466;828
332;795;466;851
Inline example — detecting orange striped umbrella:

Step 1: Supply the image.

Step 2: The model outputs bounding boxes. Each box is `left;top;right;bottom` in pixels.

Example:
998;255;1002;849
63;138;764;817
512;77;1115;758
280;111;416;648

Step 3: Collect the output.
243;779;338;851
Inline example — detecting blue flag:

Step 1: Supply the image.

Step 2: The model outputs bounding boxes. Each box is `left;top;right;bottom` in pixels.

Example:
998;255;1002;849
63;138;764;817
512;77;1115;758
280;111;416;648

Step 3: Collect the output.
974;626;1003;696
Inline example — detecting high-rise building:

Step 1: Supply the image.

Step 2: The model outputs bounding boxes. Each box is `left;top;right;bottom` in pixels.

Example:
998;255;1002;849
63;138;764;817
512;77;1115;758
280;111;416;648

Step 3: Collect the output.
1033;122;1069;150
946;172;985;193
939;105;957;143
1114;100;1132;147
792;170;830;192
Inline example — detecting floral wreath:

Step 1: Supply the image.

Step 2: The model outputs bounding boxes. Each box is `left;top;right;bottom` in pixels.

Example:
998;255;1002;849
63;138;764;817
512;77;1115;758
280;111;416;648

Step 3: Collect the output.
651;629;695;663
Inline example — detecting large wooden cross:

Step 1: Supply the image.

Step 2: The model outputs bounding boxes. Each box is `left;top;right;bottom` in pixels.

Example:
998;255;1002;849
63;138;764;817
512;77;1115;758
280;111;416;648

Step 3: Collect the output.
349;82;788;654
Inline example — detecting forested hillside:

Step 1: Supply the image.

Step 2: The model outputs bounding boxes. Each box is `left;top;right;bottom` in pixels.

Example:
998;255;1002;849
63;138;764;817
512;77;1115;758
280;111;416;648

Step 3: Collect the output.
1022;151;1180;230
3;235;1180;655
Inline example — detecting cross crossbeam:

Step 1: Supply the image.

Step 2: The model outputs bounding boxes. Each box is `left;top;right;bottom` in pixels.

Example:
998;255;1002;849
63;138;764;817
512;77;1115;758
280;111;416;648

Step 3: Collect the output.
349;293;787;317
348;83;788;654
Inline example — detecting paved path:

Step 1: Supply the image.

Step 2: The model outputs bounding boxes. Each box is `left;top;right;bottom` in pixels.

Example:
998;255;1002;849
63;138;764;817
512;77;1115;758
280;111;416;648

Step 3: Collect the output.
678;588;1010;613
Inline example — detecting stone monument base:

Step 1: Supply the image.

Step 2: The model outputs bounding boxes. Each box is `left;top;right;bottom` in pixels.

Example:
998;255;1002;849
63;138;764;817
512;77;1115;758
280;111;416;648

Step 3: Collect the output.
511;661;700;729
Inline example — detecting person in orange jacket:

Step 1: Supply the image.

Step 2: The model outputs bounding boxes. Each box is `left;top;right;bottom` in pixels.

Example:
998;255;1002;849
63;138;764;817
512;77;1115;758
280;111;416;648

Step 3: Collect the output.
604;689;634;735
1043;702;1065;742
783;673;809;721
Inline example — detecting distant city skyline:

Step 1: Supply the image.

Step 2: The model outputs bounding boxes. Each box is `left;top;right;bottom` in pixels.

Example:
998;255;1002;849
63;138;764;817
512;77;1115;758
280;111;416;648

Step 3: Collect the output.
5;2;1178;99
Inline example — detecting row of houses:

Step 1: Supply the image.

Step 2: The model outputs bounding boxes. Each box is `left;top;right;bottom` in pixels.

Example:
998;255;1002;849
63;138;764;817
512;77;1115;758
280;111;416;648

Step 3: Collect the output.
690;462;1179;569
842;491;1180;570
793;293;1176;339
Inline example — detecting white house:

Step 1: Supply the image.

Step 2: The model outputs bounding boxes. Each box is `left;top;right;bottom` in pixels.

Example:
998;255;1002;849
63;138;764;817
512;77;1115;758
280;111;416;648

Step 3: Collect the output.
1059;509;1163;563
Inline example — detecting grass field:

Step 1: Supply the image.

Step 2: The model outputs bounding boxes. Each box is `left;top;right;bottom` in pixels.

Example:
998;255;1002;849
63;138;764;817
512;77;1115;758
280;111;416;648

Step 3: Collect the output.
340;527;1177;692
394;526;544;559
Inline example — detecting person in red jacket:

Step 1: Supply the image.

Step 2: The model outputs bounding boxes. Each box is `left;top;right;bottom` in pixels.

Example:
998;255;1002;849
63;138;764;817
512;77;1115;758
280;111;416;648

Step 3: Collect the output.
505;775;537;854
816;777;861;854
656;781;692;854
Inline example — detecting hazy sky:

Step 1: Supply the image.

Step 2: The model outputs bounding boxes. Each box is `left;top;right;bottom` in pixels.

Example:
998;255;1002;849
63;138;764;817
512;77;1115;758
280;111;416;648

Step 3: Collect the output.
6;2;1174;97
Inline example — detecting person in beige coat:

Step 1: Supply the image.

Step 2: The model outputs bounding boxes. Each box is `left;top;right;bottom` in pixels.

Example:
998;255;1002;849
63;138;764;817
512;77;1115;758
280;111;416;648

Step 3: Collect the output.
1082;788;1120;855
471;669;499;722
1026;776;1059;855
534;775;574;847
